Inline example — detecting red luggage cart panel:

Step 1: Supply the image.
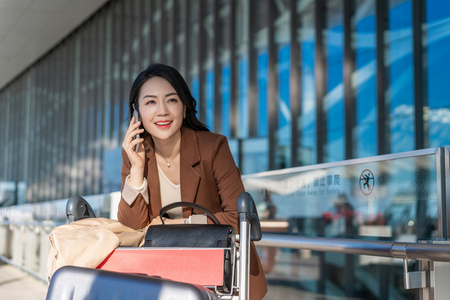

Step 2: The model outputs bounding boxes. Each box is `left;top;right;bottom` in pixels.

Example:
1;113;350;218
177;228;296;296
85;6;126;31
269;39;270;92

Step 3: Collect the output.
97;248;225;287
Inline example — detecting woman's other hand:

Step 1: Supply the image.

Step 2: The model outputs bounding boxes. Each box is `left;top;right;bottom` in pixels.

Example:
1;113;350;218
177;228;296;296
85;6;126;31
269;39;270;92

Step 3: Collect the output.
123;116;145;186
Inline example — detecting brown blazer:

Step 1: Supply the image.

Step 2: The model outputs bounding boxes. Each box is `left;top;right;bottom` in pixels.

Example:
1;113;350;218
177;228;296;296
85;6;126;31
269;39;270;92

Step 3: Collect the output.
118;127;267;300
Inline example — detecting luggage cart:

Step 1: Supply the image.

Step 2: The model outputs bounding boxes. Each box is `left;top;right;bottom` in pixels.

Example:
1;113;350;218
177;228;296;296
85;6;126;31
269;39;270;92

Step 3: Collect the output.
47;192;261;300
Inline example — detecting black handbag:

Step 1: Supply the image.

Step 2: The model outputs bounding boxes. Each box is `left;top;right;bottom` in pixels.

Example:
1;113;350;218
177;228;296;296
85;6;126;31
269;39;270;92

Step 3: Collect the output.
143;202;235;292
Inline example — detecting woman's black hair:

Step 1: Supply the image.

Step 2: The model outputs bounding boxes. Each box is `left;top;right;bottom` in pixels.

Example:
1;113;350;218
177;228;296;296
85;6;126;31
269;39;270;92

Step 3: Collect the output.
129;63;209;132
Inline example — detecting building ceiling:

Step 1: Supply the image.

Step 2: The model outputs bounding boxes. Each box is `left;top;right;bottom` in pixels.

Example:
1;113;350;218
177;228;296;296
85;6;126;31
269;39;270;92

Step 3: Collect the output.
0;0;109;90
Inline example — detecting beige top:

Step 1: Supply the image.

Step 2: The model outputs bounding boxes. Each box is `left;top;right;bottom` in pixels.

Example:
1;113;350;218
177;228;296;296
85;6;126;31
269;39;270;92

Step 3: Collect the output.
157;164;182;218
122;166;182;219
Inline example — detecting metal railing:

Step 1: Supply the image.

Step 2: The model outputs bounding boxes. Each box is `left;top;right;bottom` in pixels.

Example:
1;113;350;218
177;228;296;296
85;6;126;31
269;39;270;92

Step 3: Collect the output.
256;233;450;299
256;234;450;262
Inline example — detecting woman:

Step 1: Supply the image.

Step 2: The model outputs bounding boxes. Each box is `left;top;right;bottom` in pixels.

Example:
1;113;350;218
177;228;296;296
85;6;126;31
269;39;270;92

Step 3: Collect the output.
118;63;267;299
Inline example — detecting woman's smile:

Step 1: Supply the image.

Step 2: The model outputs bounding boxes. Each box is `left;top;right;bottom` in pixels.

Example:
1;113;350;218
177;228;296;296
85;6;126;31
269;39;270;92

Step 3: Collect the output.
154;120;173;129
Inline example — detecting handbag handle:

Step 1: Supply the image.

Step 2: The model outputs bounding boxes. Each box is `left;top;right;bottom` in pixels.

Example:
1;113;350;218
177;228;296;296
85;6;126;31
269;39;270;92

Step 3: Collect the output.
159;201;221;225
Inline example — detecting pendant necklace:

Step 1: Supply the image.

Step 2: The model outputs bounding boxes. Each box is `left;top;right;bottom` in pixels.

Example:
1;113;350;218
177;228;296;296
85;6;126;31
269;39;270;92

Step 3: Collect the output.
161;156;171;168
157;152;179;168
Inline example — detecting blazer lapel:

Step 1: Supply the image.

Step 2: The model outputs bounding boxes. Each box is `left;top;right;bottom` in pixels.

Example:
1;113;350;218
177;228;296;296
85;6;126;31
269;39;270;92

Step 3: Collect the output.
144;136;162;217
179;128;201;216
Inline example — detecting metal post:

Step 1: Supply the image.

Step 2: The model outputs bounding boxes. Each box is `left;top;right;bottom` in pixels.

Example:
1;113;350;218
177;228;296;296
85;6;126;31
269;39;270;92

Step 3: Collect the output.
239;212;251;300
422;240;450;300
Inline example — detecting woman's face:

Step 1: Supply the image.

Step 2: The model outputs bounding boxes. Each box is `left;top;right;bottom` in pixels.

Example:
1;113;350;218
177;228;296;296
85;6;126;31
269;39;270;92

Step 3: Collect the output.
138;76;185;143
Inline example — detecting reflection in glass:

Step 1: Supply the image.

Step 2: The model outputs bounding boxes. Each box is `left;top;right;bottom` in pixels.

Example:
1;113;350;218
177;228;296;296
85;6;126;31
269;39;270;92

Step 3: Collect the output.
235;0;249;139
426;0;450;147
243;152;438;240
254;0;269;137
354;0;377;158
202;1;214;131
275;2;291;169
191;77;199;108
205;71;214;131
388;0;414;153
244;150;438;298
188;0;199;96
221;66;231;137
325;0;345;162
242;138;269;174
257;53;269;137
297;1;316;166
218;0;232;137
238;59;249;138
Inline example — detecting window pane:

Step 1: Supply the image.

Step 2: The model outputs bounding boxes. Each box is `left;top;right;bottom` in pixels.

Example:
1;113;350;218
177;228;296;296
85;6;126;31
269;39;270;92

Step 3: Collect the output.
221;65;231;137
189;0;200;98
202;1;215;130
426;0;450;147
254;0;269;137
354;0;377;158
275;1;291;169
325;0;345;162
205;70;215;131
388;0;414;153
242;137;269;174
297;1;316;165
257;52;269;137
235;0;249;138
218;0;232;137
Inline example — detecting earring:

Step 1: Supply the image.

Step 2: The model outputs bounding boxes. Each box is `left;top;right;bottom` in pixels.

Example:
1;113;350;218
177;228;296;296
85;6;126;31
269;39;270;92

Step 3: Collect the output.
183;110;186;119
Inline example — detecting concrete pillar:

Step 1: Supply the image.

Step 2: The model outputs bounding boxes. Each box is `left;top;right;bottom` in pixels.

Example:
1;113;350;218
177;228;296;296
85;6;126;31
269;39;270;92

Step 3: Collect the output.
11;225;24;266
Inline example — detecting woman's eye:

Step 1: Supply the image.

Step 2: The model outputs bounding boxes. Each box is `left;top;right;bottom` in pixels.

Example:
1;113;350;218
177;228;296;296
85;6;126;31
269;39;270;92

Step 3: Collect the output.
168;98;178;103
145;100;155;105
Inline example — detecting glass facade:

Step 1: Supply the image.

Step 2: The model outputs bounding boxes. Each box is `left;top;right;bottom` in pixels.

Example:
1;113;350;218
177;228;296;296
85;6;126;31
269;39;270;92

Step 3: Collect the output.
2;1;450;298
1;0;450;205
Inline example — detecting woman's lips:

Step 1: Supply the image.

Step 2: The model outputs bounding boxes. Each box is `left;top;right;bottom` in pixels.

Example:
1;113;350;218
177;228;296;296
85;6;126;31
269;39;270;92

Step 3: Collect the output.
155;121;173;129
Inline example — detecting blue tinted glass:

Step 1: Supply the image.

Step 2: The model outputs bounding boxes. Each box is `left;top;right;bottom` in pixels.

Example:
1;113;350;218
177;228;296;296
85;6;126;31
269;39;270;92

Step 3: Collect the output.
426;0;450;146
278;45;291;144
257;51;269;137
325;1;344;162
296;3;316;166
389;0;414;152
242;137;269;174
222;65;231;137
355;1;377;157
239;59;249;138
356;123;377;157
205;70;214;131
102;147;122;192
300;29;316;165
427;0;450;22
228;138;239;167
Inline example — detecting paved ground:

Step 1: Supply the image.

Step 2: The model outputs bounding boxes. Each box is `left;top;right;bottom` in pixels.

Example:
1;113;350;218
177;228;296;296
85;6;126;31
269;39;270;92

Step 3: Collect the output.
0;258;356;300
0;261;48;300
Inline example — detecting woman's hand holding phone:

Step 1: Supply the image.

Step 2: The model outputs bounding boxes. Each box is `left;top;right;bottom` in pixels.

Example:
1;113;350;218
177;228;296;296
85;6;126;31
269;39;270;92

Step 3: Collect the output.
132;109;141;152
123;114;145;186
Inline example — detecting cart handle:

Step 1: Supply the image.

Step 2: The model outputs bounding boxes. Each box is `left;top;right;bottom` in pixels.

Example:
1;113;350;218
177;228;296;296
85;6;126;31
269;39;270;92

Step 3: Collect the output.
237;192;262;241
66;196;96;223
159;201;221;225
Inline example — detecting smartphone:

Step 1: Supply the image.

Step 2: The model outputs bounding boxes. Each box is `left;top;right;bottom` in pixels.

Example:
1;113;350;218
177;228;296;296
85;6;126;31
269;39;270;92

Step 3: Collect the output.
133;109;140;152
